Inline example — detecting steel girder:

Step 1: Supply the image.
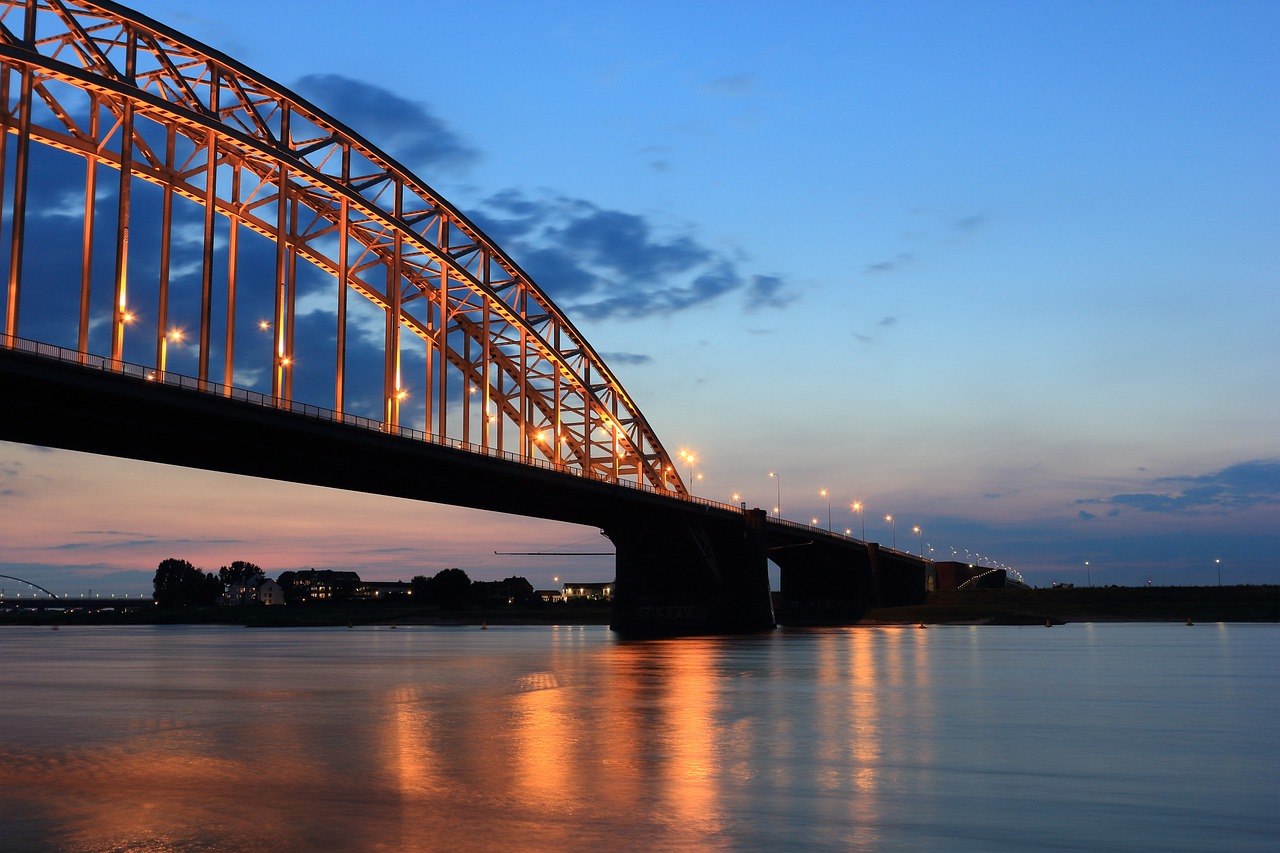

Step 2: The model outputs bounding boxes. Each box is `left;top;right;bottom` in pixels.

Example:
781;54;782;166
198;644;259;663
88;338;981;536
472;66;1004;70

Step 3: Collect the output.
0;0;685;494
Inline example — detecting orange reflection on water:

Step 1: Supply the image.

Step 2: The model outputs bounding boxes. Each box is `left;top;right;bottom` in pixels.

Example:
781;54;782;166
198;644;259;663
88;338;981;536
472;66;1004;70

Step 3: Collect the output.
0;730;319;852
384;686;443;798
657;639;723;835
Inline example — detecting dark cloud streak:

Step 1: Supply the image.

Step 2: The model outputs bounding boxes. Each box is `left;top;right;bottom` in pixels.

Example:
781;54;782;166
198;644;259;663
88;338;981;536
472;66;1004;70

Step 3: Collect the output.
292;74;479;172
1077;460;1280;516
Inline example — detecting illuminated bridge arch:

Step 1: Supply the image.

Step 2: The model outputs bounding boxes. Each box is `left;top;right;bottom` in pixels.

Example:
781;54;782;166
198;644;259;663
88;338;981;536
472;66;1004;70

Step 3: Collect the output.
0;573;58;597
0;0;685;494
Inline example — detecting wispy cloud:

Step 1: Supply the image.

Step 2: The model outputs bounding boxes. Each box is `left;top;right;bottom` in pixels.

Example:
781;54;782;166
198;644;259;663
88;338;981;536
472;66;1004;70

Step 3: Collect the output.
474;190;797;320
700;73;757;96
863;211;989;275
854;315;900;344
1077;459;1280;516
600;352;654;366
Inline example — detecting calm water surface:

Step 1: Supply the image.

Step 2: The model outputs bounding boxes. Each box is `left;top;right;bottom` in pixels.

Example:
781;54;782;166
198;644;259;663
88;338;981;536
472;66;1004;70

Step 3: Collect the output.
0;623;1275;851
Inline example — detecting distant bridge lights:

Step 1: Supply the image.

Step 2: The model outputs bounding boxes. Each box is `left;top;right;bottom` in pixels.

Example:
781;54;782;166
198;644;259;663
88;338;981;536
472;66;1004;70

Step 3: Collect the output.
885;515;896;550
819;489;832;531
769;471;781;517
913;525;923;557
852;501;865;540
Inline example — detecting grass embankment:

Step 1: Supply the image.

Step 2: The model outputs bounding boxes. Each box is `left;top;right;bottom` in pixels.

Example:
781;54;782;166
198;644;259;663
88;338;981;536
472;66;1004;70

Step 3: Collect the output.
860;585;1280;625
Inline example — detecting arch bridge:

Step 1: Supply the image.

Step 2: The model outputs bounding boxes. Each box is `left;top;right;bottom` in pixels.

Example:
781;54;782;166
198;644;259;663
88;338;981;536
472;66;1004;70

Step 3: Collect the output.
0;0;928;633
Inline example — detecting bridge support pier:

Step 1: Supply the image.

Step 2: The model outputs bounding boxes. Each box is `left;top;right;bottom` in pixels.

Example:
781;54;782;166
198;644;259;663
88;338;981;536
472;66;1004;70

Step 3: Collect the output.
772;541;931;625
605;508;774;636
773;541;878;625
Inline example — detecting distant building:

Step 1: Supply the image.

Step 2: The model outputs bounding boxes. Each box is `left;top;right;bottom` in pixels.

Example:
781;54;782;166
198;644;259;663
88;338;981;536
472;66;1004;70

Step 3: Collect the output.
355;580;412;600
535;589;564;603
562;582;613;601
290;569;361;602
222;574;285;606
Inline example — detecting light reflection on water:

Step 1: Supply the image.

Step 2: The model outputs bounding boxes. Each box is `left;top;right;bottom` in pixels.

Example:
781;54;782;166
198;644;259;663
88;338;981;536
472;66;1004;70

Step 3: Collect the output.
0;623;1275;851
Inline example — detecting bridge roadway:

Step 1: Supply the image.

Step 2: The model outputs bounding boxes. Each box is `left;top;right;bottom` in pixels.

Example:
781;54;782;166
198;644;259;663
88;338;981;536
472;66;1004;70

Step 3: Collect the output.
0;341;930;635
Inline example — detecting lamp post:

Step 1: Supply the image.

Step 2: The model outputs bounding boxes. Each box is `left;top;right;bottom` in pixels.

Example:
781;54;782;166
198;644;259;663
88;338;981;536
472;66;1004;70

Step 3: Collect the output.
852;501;864;540
820;489;832;531
885;515;896;550
680;450;697;492
1085;561;1092;587
769;471;781;518
1215;558;1221;586
913;525;923;557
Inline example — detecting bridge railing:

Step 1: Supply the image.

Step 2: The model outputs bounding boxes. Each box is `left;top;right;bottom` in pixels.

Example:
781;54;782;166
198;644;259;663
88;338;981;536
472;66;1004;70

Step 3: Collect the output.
2;333;933;556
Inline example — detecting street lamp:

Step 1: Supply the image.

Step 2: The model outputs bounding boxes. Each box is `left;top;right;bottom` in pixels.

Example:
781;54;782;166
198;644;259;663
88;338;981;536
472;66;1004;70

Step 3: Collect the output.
1085;561;1092;587
769;471;781;517
819;489;832;531
885;515;896;550
680;450;697;492
1215;558;1221;586
913;525;923;557
851;501;864;540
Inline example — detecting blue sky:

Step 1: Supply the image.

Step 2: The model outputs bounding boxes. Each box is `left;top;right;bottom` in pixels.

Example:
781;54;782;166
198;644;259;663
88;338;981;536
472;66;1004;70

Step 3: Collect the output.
2;0;1277;595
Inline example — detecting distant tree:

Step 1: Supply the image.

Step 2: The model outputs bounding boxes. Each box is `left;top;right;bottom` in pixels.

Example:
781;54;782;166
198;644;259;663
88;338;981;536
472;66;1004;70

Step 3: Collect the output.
428;567;471;602
277;570;300;603
410;574;431;603
219;560;263;591
153;558;220;608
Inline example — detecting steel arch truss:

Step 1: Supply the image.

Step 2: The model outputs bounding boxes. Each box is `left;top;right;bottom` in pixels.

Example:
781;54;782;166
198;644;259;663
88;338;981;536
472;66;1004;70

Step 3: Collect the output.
0;0;685;494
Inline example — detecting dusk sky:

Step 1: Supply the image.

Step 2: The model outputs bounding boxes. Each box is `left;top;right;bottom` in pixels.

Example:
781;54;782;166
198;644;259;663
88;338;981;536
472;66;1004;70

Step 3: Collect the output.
2;0;1277;597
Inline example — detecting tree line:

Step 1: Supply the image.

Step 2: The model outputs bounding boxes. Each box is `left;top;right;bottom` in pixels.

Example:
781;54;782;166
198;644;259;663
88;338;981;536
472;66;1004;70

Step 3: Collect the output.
152;558;537;608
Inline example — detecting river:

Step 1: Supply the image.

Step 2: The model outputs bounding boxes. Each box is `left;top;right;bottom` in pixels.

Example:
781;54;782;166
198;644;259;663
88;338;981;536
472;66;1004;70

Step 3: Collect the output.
1;622;1275;851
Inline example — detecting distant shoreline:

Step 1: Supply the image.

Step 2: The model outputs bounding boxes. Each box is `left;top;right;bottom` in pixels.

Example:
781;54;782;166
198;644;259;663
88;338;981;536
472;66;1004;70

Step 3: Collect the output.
3;585;1277;628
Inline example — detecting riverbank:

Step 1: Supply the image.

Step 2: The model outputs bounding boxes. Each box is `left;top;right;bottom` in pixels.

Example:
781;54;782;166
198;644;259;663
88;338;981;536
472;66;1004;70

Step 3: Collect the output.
857;585;1280;625
3;585;1276;628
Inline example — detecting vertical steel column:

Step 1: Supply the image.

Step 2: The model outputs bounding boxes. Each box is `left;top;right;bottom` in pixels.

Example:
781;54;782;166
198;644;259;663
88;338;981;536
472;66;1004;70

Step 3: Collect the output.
384;183;403;428
223;166;240;393
480;310;490;449
334;147;350;417
553;320;562;466
519;286;529;459
462;330;471;444
4;60;34;339
436;221;449;438
110;32;137;365
199;128;217;388
155;126;175;375
77;96;98;359
584;362;594;476
271;164;288;404
285;195;298;401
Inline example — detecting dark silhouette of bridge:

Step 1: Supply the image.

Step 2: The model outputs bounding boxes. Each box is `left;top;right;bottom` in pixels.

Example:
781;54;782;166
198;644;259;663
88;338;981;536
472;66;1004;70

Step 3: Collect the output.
0;1;928;634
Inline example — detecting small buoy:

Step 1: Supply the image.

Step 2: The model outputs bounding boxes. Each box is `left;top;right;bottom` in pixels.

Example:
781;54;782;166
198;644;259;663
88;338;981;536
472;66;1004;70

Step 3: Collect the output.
51;625;59;631
1186;618;1194;626
481;622;488;630
347;621;353;629
1044;618;1053;628
917;622;926;629
390;624;398;630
